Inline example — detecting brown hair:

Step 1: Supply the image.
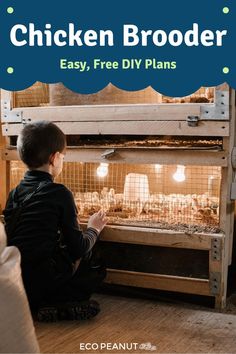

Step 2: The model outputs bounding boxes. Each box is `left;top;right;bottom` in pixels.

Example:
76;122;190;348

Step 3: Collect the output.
17;121;66;168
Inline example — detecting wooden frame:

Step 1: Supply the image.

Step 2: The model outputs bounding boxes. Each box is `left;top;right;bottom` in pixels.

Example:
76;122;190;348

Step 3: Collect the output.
97;225;225;298
0;84;235;309
0;92;10;213
1;120;230;137
2;147;228;166
0;85;230;138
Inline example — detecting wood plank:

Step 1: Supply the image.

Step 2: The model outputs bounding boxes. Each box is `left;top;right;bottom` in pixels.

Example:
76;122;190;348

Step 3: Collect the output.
217;169;230;307
2;104;202;123
99;225;224;250
219;168;229;233
2;120;229;137
216;83;229;91
105;269;211;296
0;90;12;112
35;293;236;354
0;151;10;213
209;236;224;304
0;91;11;213
2;148;228;167
227;89;236;263
209;259;222;274
216;89;236;309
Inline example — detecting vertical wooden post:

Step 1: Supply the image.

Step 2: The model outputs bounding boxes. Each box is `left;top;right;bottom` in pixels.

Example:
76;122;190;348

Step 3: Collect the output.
228;89;236;263
0;91;11;213
216;88;236;309
0;157;10;213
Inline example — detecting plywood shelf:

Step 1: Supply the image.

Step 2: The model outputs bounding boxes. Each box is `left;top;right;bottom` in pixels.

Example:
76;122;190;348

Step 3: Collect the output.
2;147;228;167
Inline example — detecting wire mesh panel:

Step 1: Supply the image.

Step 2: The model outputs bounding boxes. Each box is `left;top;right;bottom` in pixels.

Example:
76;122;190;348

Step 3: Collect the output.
13;82;49;108
162;87;214;103
49;84;215;105
10;161;221;233
12;83;215;108
10;161;25;188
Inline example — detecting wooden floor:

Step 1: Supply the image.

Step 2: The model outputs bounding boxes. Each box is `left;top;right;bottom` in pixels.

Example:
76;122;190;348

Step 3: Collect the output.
35;294;236;354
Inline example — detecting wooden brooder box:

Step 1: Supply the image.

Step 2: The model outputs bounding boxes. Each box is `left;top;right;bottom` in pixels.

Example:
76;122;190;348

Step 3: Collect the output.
0;83;235;309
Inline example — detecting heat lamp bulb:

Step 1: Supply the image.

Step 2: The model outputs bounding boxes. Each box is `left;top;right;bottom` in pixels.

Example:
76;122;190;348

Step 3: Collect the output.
97;163;109;178
173;165;186;182
155;164;162;173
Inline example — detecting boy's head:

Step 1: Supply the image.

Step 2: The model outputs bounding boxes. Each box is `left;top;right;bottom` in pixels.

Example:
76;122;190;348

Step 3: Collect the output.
17;121;66;177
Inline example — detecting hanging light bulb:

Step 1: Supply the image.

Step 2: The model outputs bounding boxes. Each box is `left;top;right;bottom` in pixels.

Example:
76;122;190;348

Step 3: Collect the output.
173;165;186;182
96;163;109;178
155;164;163;173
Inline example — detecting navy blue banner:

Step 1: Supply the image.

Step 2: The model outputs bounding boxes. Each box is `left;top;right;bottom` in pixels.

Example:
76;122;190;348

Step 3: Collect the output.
0;0;235;96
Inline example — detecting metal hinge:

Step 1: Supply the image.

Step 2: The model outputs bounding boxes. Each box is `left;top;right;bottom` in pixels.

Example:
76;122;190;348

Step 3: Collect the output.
211;238;222;261
200;90;229;120
187;116;199;127
101;149;116;159
210;272;221;295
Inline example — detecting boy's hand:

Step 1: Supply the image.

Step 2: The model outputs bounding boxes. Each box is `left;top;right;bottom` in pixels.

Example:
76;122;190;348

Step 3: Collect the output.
87;210;108;234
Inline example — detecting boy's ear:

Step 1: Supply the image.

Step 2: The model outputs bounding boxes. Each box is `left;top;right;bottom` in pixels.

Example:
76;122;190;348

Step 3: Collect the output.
49;152;56;166
49;152;61;166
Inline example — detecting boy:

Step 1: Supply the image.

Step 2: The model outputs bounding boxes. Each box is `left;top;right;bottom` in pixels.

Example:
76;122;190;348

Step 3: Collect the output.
4;121;107;322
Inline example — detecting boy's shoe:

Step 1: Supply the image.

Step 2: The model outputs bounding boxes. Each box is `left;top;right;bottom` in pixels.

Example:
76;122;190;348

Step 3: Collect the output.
37;299;100;322
59;299;100;321
37;306;58;322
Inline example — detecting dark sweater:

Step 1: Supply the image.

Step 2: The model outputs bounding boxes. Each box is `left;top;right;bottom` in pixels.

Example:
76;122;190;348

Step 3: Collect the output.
4;170;98;264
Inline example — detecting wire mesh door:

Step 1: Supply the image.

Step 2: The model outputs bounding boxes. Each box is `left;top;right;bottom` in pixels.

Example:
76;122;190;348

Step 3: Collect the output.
10;161;221;233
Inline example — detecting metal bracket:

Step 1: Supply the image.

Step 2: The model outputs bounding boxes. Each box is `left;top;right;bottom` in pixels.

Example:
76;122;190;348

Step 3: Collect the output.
211;238;222;261
210;272;221;295
2;100;22;123
101;149;116;159
187;116;199;127
2;110;22;123
200;90;229;120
